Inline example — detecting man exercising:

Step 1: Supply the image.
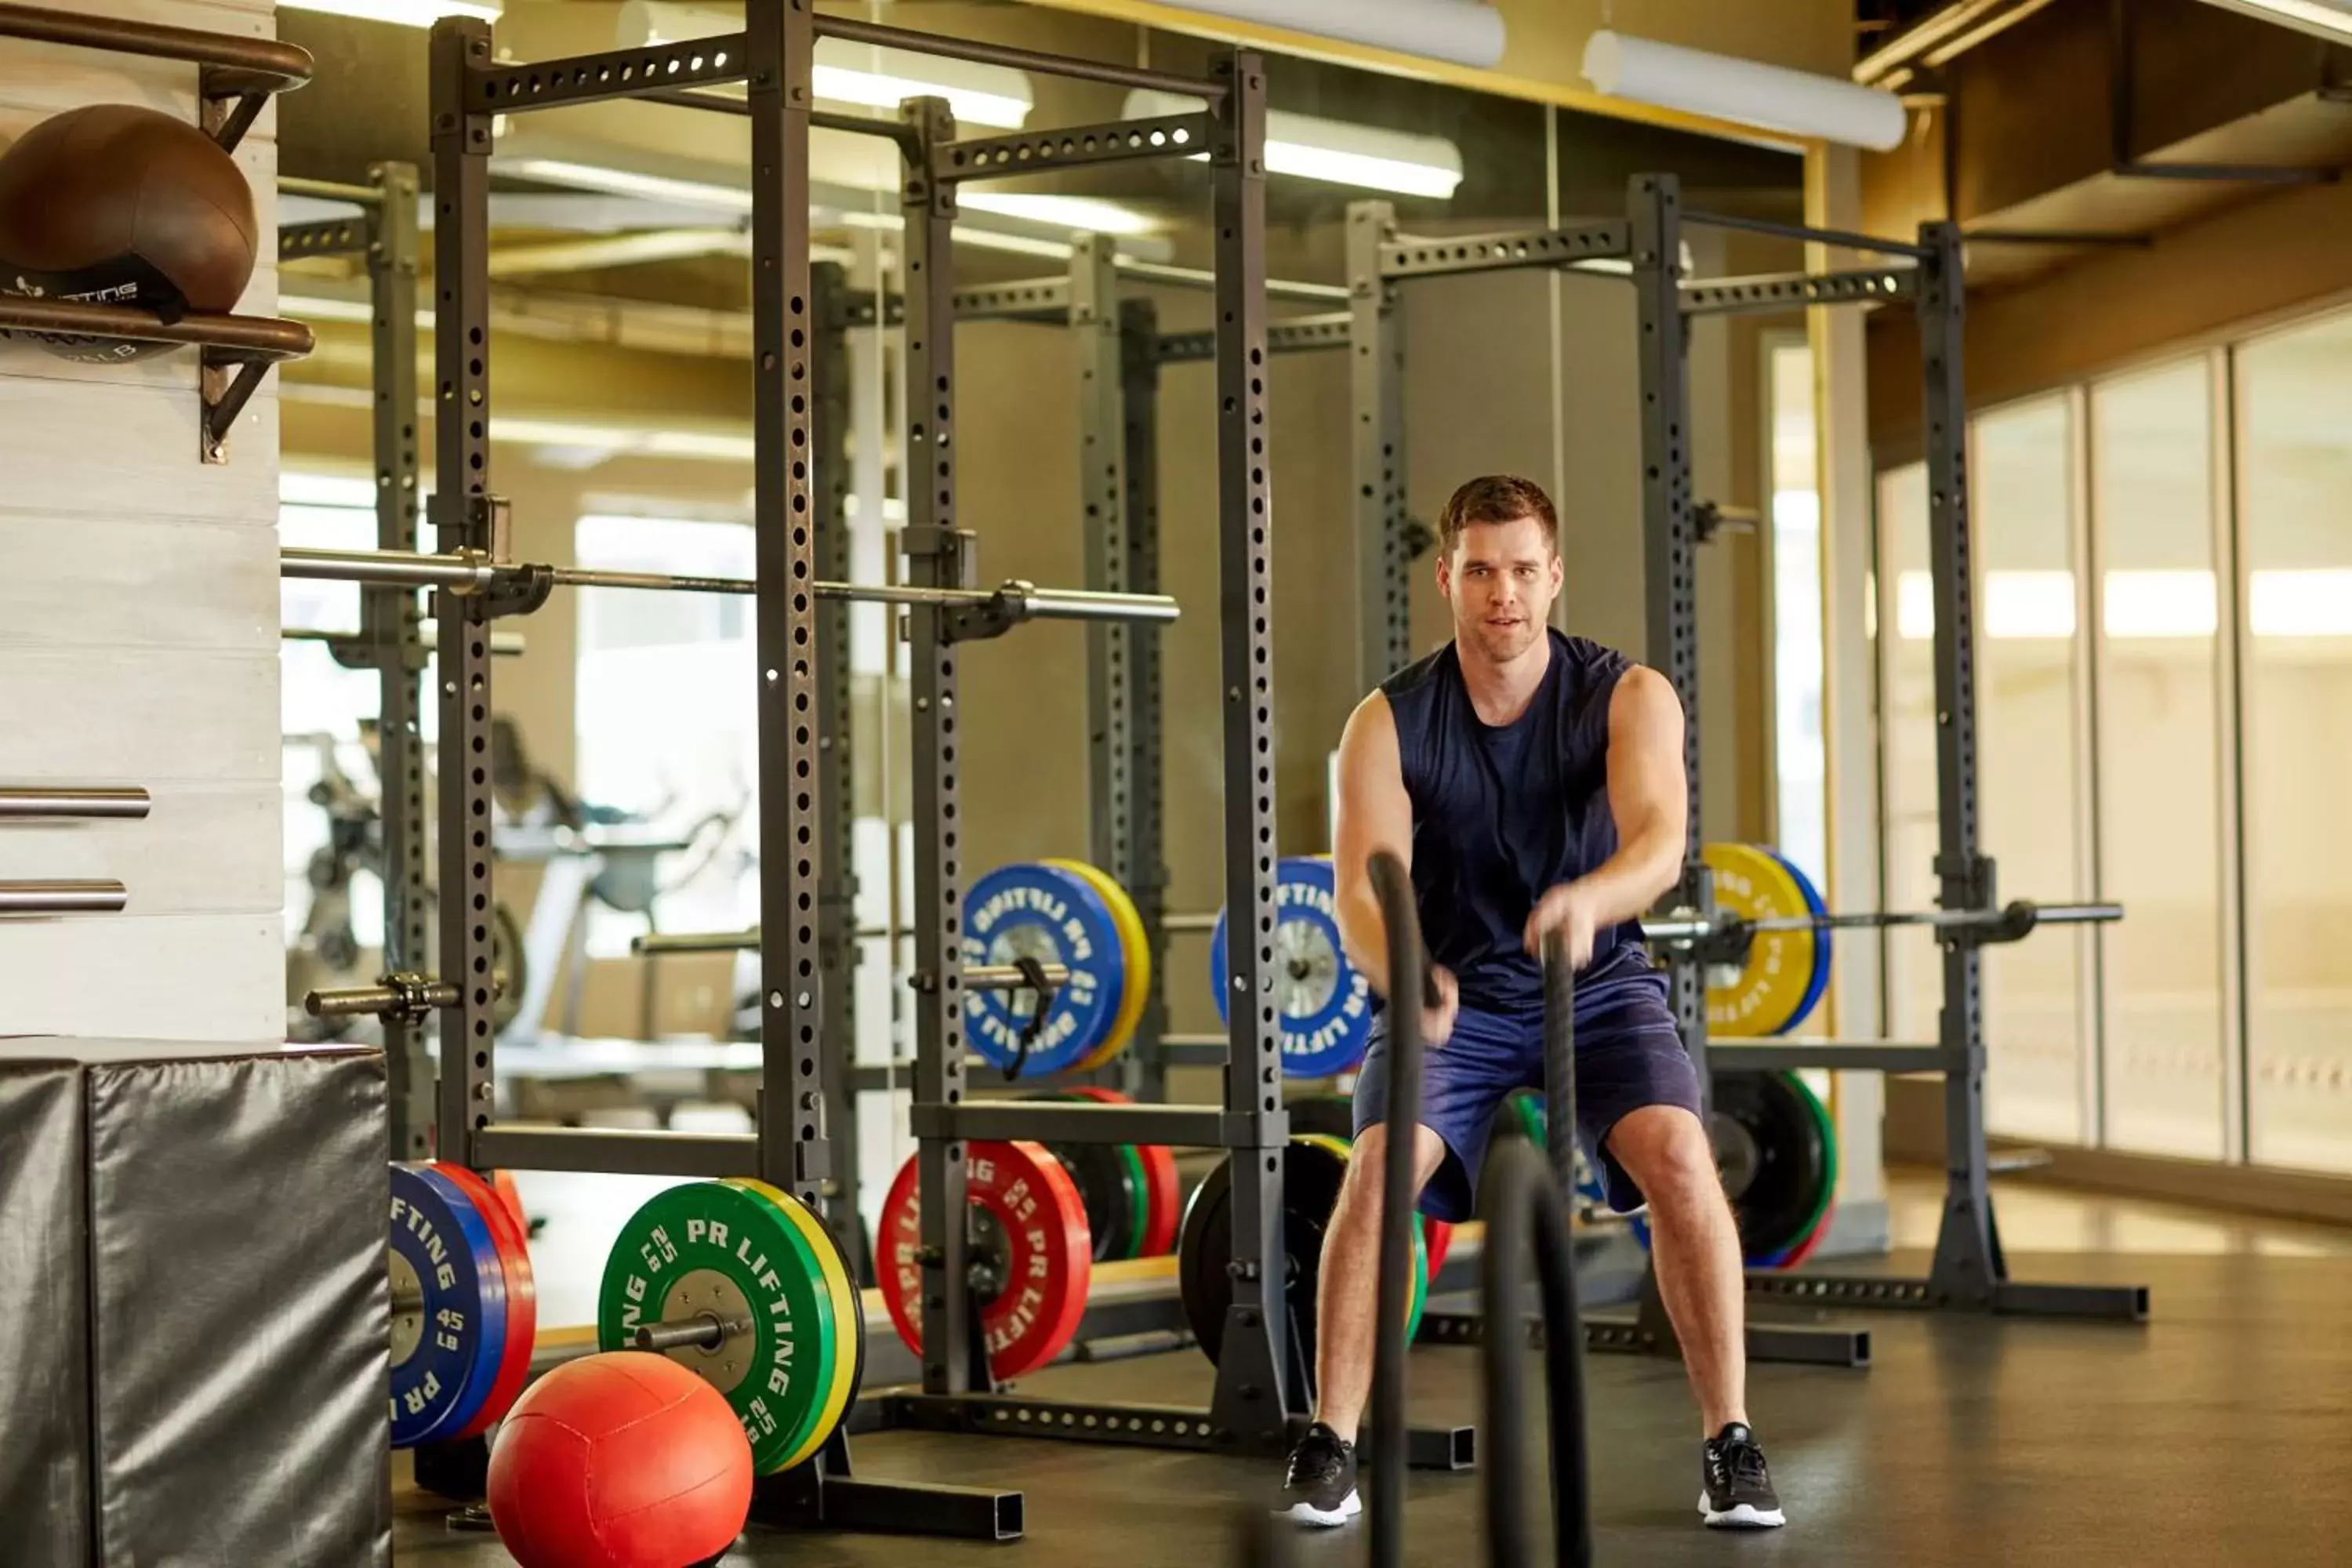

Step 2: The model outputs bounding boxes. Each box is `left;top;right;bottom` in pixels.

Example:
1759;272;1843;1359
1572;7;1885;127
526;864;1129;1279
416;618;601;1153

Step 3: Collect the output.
1277;475;1784;1531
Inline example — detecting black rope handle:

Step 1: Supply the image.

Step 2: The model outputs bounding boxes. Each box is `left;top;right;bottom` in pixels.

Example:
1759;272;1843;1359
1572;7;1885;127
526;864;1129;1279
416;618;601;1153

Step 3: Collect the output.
999;954;1059;1081
1366;851;1426;1568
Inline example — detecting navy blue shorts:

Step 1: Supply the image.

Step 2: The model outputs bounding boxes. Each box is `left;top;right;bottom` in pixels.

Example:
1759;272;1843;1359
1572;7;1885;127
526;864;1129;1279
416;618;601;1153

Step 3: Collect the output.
1351;964;1700;1224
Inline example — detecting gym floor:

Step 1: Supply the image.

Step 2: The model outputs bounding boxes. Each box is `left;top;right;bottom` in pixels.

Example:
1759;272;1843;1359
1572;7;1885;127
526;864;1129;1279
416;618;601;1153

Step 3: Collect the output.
392;1174;2351;1566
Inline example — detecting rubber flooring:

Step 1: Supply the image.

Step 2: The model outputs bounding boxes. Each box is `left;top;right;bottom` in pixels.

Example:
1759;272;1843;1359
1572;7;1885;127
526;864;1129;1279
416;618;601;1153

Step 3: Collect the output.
394;1243;2350;1566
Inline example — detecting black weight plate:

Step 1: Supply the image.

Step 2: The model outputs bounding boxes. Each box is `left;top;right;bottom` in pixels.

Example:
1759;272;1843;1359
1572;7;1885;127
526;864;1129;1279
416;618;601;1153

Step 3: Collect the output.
1285;1094;1356;1143
1049;1140;1138;1263
1178;1138;1350;1369
1713;1071;1827;1262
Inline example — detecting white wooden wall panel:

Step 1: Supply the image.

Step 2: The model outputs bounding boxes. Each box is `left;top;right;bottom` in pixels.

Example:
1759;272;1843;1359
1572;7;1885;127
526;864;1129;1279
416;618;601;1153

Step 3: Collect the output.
0;517;278;649
0;0;281;141
0;650;278;783
0;785;279;915
0;913;282;1041
0;379;278;520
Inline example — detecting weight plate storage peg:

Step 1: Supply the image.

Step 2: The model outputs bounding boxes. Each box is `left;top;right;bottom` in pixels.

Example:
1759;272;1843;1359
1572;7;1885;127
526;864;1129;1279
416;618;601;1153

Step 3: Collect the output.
962;861;1124;1076
388;1163;510;1448
597;1180;840;1475
1698;843;1823;1038
428;1163;538;1441
1210;857;1374;1078
879;1140;1094;1383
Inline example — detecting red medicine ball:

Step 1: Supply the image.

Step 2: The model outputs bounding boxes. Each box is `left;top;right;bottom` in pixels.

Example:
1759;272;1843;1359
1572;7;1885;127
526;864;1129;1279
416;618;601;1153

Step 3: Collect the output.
0;104;259;363
488;1352;753;1568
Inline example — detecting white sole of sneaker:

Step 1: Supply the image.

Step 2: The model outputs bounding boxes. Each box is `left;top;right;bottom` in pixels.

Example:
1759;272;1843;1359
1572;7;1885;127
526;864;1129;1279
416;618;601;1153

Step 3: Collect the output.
1697;1492;1786;1529
1282;1490;1363;1528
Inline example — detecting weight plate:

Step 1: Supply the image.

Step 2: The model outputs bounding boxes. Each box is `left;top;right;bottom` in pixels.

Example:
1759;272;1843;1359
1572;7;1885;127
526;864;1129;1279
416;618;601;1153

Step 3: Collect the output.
1134;1139;1180;1257
1025;1088;1146;1261
388;1164;508;1448
1713;1072;1829;1265
1047;859;1149;1070
1210;858;1375;1079
879;1141;1093;1383
430;1163;538;1441
490;1167;532;1237
1285;1093;1357;1143
1423;1218;1454;1282
1763;847;1833;1036
1699;844;1821;1038
1181;1137;1348;1368
597;1180;833;1475
1758;1073;1839;1270
728;1180;862;1472
962;862;1122;1077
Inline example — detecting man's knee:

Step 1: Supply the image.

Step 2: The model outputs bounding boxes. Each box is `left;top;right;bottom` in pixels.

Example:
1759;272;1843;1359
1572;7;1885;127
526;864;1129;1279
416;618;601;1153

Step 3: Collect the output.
1343;1123;1446;1203
1611;1106;1722;1210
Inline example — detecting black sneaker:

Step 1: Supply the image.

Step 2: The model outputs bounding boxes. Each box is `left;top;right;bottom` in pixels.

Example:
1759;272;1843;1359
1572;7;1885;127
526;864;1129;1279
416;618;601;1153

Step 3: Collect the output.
1699;1422;1785;1528
1277;1421;1361;1526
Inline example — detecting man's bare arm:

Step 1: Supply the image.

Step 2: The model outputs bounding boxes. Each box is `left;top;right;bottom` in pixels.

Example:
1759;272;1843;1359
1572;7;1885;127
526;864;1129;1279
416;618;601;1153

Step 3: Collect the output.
1581;665;1690;924
1330;692;1413;996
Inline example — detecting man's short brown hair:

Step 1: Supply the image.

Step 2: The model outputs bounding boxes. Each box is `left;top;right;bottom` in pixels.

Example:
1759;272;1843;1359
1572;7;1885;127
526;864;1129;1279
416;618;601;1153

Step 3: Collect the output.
1437;474;1559;556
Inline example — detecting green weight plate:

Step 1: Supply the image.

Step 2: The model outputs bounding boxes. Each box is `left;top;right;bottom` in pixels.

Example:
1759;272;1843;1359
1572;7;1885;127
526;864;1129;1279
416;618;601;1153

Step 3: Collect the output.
1112;1141;1150;1260
1770;1073;1839;1266
1713;1073;1828;1265
726;1180;860;1472
597;1180;834;1476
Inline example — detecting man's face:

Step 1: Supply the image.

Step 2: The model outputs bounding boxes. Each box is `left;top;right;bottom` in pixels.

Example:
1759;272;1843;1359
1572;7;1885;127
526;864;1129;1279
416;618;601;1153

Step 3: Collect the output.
1436;514;1562;664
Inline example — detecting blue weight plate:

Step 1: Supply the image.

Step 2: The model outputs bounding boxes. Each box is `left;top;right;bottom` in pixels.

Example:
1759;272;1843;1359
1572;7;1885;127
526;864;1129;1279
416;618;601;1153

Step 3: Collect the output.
962;861;1122;1077
1210;858;1374;1079
1765;847;1833;1037
388;1163;509;1448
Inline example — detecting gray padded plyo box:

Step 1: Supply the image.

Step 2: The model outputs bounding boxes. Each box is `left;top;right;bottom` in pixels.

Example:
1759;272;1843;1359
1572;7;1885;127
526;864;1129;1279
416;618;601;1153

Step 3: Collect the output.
0;1057;90;1568
84;1047;390;1567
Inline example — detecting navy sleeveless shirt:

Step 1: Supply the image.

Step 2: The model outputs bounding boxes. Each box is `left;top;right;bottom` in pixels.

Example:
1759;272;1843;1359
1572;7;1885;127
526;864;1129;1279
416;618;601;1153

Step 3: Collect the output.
1381;629;1645;1014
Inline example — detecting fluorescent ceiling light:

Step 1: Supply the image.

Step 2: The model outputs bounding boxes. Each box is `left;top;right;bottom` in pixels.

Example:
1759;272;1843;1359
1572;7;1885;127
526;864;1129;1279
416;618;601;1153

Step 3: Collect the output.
2191;1;2352;45
1124;90;1461;198
955;192;1160;236
1151;0;1504;70
503;158;752;213
280;0;499;24
832;209;1082;260
1583;31;1907;152
619;2;1033;126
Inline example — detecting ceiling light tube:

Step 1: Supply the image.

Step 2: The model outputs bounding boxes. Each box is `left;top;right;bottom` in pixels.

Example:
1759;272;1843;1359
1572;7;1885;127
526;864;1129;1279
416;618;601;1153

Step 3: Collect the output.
619;2;1033;126
279;0;500;24
1125;90;1462;198
1153;0;1504;70
1582;31;1907;151
2190;0;2352;43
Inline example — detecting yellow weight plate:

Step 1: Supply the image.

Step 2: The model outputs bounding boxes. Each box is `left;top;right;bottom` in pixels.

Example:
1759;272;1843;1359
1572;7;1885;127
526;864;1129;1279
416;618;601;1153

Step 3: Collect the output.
727;1179;859;1472
1699;843;1820;1038
1047;858;1149;1070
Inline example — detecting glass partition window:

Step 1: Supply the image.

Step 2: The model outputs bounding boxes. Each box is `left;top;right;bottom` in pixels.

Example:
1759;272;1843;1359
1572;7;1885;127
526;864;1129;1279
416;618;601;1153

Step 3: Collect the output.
1875;461;1939;1048
573;514;761;957
1972;395;2090;1143
1768;338;1827;887
2237;314;2352;1174
2089;358;2226;1160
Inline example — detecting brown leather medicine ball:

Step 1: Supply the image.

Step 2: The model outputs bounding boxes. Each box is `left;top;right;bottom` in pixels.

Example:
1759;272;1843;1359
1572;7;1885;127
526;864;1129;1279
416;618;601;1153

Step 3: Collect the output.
0;104;260;363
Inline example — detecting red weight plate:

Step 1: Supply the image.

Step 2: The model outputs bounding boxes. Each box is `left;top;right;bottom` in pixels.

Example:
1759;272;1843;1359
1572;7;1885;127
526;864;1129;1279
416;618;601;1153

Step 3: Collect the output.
880;1140;1093;1383
431;1163;538;1439
1422;1218;1454;1282
1135;1142;1180;1257
1771;1195;1837;1271
491;1168;529;1236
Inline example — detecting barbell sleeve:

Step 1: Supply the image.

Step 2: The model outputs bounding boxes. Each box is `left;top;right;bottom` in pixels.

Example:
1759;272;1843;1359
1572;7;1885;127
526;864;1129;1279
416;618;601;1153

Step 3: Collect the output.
632;1313;753;1353
0;880;127;914
281;546;498;592
0;787;151;820
965;962;1072;989
390;1287;423;1316
306;980;459;1019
